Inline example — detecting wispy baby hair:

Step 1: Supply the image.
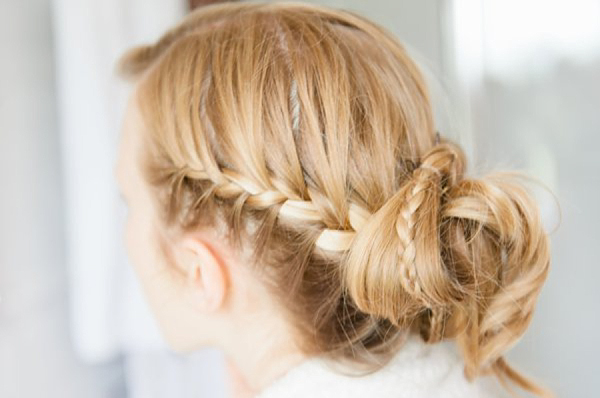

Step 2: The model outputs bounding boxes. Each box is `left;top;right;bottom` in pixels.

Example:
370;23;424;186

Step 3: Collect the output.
116;1;553;396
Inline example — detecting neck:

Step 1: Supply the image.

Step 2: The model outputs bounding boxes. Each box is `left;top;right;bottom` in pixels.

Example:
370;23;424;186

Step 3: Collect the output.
221;312;308;395
215;256;310;395
215;278;307;397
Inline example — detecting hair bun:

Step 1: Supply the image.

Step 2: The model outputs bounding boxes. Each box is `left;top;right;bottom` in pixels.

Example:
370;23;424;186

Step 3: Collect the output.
342;136;550;385
343;137;467;323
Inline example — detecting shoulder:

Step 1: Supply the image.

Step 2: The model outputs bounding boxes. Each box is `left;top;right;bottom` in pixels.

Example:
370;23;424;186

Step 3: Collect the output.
256;334;508;398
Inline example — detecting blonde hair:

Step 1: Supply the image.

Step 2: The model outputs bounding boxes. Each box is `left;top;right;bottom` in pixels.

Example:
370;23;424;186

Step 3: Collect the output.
116;2;553;396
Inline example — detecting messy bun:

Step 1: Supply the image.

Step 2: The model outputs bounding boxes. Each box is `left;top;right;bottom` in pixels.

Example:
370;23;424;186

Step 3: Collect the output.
344;137;466;328
344;136;551;393
116;2;553;396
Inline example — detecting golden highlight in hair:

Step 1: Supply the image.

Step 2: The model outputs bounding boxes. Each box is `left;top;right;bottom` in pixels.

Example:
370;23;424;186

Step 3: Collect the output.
116;2;553;396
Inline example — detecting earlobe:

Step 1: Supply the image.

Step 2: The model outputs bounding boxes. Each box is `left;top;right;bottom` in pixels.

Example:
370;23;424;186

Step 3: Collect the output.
182;236;227;313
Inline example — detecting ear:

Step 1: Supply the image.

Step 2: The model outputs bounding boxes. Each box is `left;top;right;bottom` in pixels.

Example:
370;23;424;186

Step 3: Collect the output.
179;235;227;313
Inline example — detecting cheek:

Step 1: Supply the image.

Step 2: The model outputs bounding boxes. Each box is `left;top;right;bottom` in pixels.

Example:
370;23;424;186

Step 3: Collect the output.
124;214;140;270
124;209;159;277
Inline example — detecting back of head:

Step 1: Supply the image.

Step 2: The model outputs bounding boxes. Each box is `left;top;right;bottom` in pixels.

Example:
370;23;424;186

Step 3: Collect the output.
117;2;552;396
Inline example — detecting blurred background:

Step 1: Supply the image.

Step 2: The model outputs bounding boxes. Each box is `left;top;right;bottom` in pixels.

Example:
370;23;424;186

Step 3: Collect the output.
0;0;597;397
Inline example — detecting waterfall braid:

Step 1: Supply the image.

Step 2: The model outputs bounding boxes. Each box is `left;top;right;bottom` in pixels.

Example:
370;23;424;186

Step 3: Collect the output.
116;2;553;396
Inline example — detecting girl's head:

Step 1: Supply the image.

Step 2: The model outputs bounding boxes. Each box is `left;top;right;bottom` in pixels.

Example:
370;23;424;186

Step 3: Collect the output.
115;1;551;396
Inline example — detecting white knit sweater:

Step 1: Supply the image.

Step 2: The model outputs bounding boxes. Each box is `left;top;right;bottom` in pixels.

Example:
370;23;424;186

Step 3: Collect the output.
256;333;508;398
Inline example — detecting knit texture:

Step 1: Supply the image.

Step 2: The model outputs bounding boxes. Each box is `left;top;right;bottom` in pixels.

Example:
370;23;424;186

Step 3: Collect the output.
256;333;508;398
